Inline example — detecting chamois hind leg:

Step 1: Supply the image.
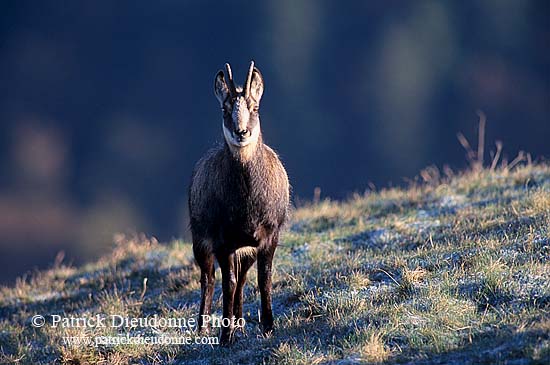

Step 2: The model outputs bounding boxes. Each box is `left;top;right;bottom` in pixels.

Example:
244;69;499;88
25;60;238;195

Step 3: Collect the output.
193;242;215;335
217;250;237;345
257;235;278;335
233;253;256;324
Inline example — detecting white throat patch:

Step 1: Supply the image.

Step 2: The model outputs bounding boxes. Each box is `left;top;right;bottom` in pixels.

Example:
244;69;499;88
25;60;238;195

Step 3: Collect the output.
222;120;261;160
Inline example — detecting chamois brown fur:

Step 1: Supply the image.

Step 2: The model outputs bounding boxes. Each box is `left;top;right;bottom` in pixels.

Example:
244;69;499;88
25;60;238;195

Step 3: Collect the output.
188;61;290;344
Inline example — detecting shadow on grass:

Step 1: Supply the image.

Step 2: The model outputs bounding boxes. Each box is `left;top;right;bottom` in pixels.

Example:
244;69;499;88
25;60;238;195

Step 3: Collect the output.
383;325;549;365
0;259;196;325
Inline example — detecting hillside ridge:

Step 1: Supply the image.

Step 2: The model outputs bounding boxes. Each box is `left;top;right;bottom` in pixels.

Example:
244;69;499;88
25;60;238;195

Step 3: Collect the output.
1;164;549;364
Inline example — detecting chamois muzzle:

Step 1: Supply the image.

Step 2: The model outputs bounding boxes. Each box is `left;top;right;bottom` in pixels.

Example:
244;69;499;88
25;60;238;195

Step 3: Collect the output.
235;129;249;140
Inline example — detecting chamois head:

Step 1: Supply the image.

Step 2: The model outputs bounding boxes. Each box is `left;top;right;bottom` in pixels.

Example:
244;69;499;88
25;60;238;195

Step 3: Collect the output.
214;61;264;157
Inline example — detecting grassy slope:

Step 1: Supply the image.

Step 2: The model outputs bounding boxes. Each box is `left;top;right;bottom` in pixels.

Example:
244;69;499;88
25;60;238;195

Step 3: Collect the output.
1;164;549;365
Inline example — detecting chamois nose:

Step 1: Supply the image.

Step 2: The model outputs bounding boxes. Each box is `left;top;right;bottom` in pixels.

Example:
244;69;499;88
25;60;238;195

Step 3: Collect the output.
235;129;249;138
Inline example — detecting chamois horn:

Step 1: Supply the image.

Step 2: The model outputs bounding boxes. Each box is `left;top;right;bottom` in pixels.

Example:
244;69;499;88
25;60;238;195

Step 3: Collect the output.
244;60;255;98
224;63;237;98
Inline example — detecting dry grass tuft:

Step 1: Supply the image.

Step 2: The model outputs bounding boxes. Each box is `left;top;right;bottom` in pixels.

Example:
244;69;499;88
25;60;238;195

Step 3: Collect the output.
359;332;392;363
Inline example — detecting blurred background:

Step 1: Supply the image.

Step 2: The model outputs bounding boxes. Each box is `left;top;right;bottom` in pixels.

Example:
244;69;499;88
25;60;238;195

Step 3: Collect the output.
0;1;548;284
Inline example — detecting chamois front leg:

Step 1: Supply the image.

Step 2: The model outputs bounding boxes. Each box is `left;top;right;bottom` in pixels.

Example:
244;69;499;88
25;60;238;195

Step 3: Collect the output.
194;244;215;335
257;237;277;335
217;251;237;345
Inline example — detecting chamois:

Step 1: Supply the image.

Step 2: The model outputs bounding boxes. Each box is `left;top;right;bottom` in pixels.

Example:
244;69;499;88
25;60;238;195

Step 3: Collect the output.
189;61;290;344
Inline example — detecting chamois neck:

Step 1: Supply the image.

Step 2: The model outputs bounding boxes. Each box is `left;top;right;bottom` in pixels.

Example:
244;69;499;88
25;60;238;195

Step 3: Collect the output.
225;133;264;164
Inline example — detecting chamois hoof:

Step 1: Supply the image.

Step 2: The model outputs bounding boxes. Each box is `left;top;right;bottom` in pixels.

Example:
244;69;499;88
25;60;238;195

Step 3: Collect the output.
219;330;236;346
261;326;274;338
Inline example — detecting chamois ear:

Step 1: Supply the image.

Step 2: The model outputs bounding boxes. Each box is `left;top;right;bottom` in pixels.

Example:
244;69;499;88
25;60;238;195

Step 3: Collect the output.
248;67;264;104
214;70;229;105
